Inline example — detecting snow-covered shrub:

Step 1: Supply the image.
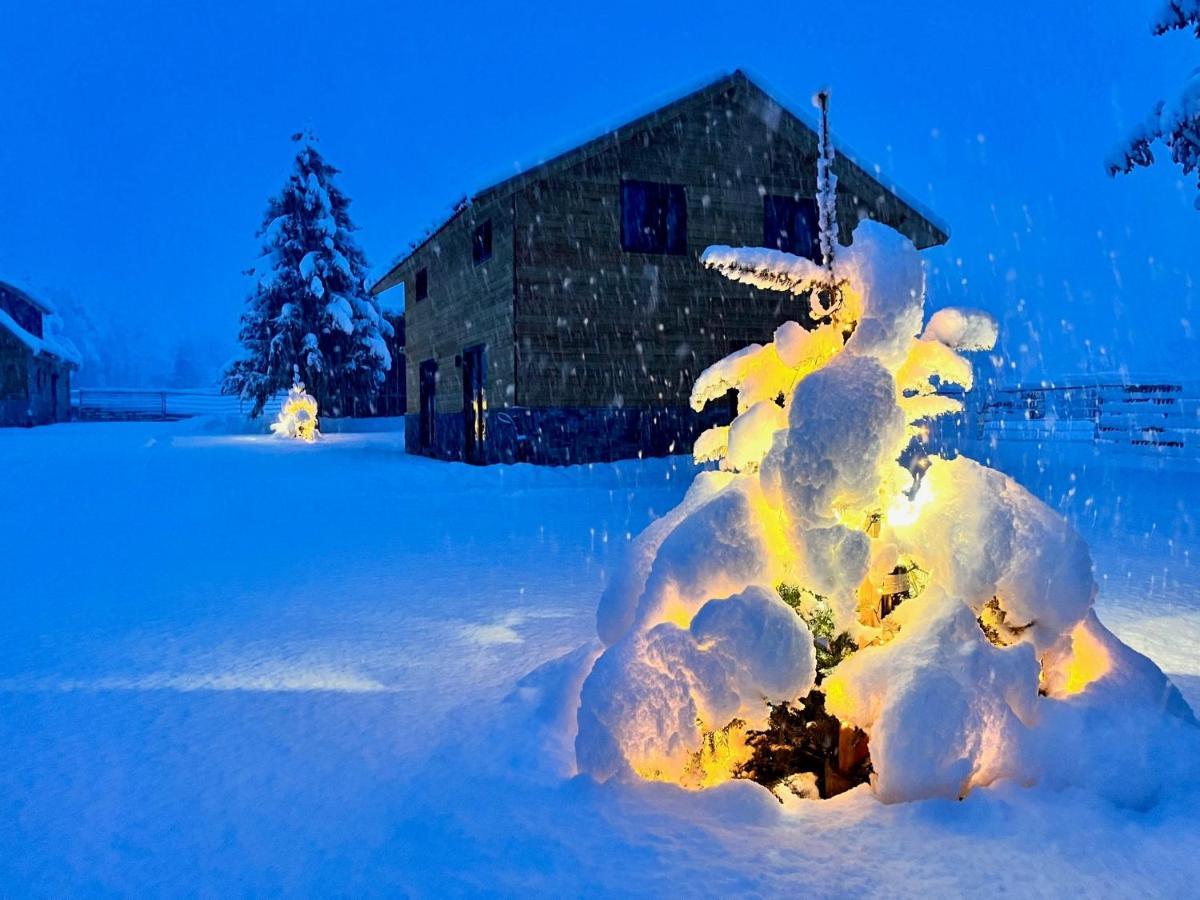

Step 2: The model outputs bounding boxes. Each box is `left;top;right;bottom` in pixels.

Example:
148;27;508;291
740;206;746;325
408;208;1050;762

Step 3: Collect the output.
574;218;1197;807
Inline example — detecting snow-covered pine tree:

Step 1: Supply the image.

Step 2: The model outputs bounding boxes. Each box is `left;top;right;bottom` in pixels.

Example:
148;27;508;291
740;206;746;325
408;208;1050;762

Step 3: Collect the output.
1108;2;1200;207
223;133;393;416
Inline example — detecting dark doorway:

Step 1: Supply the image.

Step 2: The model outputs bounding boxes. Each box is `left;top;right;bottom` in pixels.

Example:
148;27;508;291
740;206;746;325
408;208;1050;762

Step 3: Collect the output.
419;359;437;451
462;344;486;464
50;372;59;421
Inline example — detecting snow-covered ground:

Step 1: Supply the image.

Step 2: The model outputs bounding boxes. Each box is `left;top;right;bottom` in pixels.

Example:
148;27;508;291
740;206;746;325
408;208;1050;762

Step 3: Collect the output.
1;422;1197;895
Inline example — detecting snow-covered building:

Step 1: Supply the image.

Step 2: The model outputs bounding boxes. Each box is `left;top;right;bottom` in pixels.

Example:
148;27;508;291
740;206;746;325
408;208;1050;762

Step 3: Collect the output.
0;281;79;427
372;71;947;464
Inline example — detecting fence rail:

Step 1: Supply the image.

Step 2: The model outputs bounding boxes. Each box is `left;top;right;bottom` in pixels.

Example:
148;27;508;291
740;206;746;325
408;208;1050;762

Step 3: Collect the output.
966;380;1200;455
72;389;284;421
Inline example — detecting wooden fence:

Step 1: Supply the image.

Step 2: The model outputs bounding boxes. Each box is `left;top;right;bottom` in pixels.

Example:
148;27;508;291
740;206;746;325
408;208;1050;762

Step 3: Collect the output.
72;389;284;422
969;380;1200;455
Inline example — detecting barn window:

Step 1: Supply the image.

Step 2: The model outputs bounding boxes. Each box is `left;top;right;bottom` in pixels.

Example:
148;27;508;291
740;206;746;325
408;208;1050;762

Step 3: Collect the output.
621;180;687;254
764;195;820;260
415;268;428;302
472;219;493;265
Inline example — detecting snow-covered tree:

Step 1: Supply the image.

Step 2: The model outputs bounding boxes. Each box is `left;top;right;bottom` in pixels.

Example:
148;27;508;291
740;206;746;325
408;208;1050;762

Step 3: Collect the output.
224;134;393;416
271;365;320;442
1108;2;1200;207
573;218;1196;806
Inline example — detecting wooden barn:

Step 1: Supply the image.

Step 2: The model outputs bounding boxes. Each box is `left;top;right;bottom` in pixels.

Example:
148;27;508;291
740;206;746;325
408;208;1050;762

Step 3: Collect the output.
0;281;79;427
371;71;947;465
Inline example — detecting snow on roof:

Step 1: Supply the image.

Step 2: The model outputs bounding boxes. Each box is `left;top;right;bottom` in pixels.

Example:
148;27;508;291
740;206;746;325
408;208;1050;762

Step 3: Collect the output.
0;278;54;314
0;281;81;367
372;70;949;293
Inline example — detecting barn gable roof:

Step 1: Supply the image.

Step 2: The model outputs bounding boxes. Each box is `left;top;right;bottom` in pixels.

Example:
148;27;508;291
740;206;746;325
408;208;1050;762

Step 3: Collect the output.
372;70;948;296
0;280;52;314
0;280;81;367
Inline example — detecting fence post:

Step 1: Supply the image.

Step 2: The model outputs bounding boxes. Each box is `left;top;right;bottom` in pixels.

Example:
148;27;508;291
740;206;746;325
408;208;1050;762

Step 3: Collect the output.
161;392;167;419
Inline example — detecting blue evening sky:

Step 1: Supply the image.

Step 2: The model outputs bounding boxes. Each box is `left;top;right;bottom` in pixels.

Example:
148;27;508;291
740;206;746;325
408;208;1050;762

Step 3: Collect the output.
1;0;1196;383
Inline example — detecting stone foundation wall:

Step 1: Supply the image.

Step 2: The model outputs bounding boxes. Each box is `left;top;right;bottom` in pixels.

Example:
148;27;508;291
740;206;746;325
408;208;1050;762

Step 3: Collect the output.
406;404;732;466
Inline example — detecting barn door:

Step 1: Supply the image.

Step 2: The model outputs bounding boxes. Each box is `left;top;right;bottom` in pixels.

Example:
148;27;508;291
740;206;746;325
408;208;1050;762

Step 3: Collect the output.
419;359;437;451
462;344;486;464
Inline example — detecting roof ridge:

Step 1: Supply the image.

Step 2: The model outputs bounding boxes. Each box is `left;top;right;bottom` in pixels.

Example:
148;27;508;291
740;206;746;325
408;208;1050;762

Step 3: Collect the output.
371;70;947;294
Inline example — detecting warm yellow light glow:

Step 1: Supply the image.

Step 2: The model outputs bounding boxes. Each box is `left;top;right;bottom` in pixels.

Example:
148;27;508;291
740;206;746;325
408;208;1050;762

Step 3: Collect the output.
661;601;694;631
823;678;851;716
885;480;934;528
271;381;319;442
1063;621;1111;695
679;719;752;789
752;495;795;569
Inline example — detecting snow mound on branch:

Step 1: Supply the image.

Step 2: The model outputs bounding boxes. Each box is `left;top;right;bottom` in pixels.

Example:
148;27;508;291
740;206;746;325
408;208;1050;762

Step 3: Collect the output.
837;223;926;371
826;593;1198;807
773;319;833;369
726;400;786;473
896;337;976;392
922;307;998;351
764;354;907;532
689;342;793;415
891;456;1096;653
577;585;815;783
1033;612;1199;807
326;296;354;335
825;590;1040;803
760;354;908;630
596;470;734;647
624;475;786;637
691;425;730;466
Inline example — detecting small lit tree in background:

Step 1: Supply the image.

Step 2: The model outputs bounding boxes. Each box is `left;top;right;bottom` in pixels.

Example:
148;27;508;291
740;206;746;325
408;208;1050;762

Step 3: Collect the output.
270;364;320;442
1109;2;1200;206
223;133;393;417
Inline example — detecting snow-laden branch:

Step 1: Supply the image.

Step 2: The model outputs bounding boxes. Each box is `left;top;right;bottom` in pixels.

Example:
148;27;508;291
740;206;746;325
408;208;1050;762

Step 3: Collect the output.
921;308;998;351
1154;0;1200;37
700;246;831;295
1110;5;1200;206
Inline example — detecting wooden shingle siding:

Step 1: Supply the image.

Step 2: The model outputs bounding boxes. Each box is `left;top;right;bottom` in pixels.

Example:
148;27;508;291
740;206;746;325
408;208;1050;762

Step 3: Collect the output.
383;198;516;417
511;86;919;409
372;71;947;463
0;329;72;427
